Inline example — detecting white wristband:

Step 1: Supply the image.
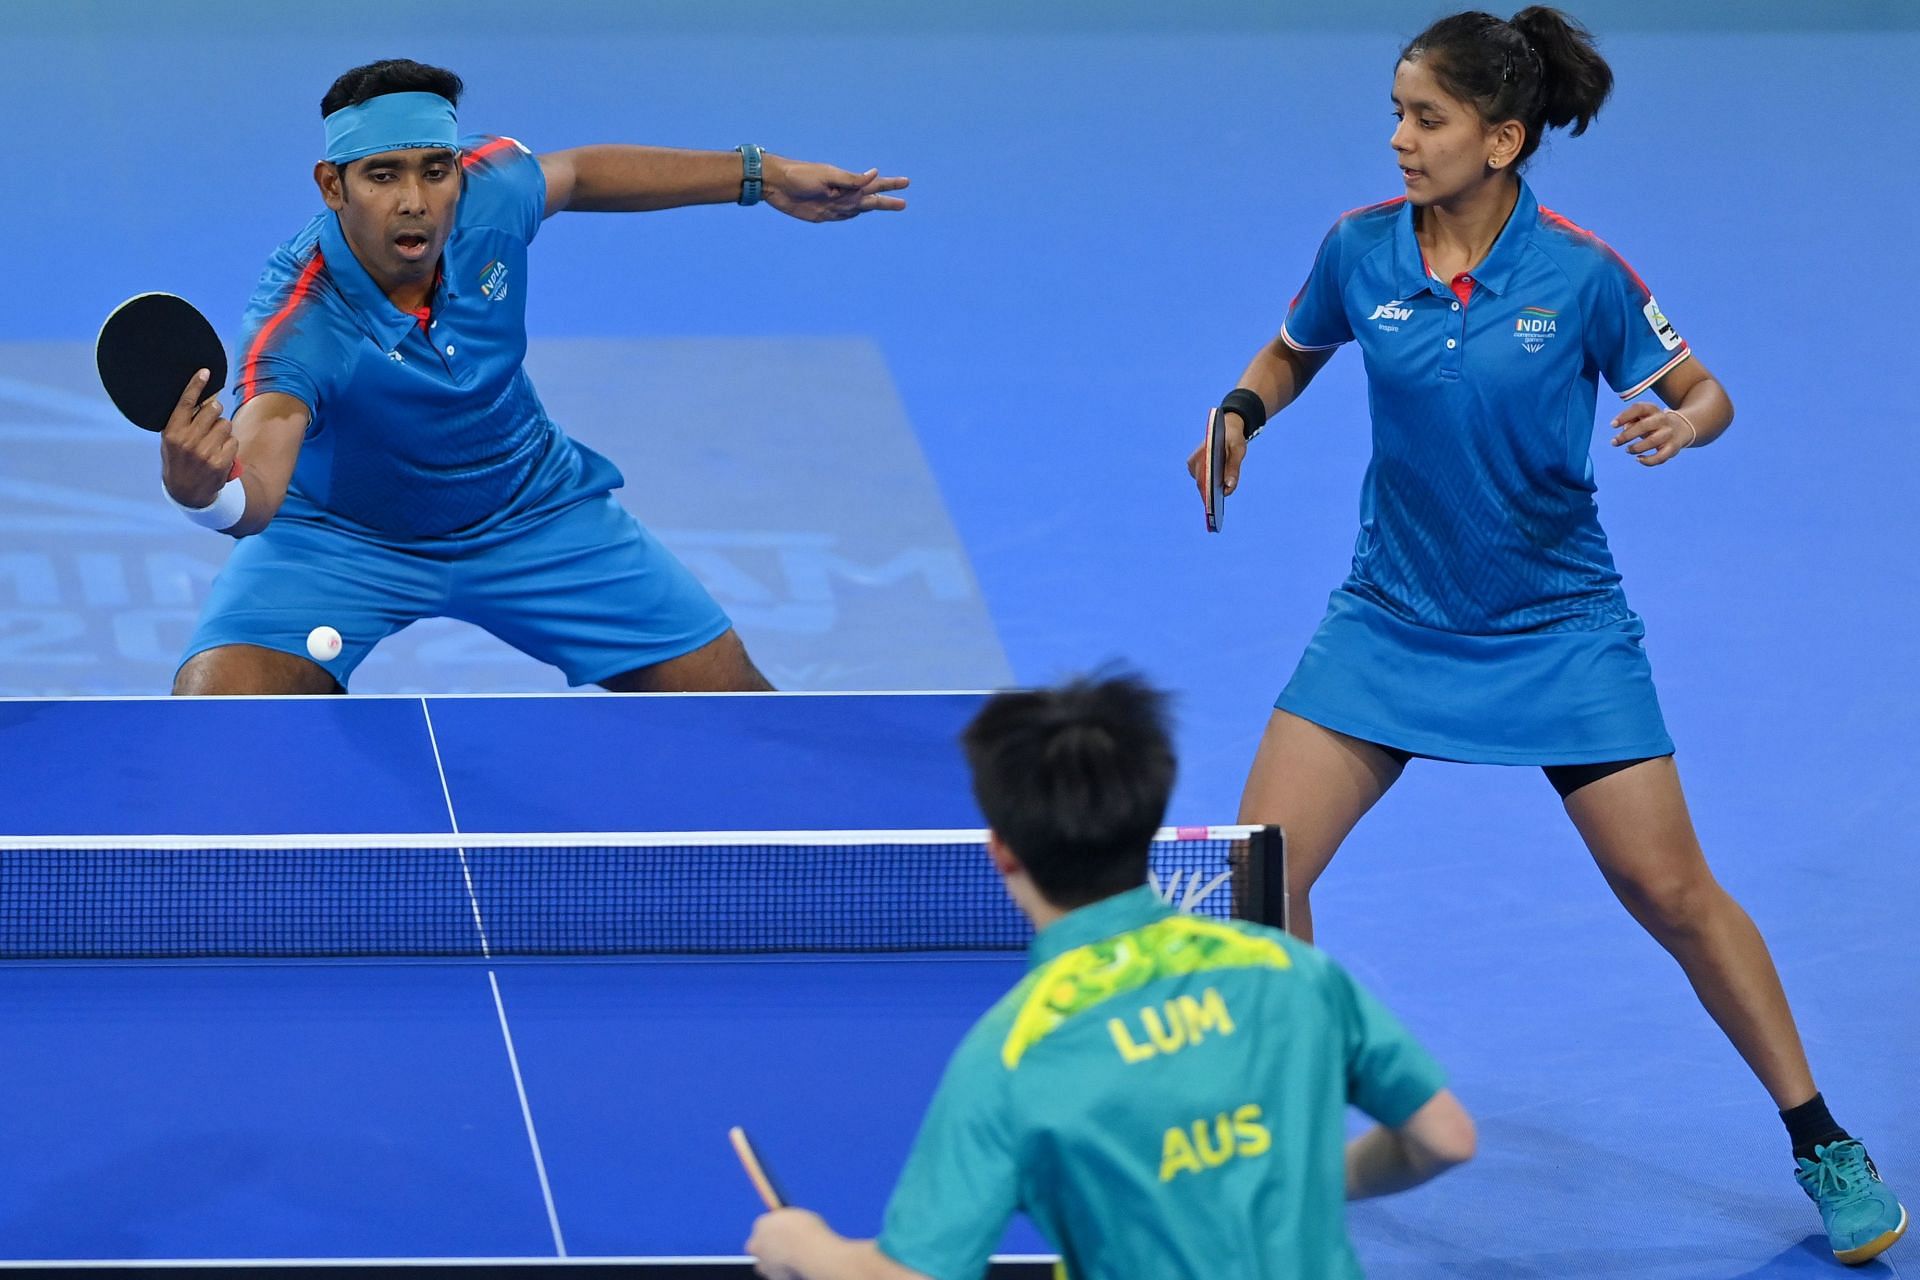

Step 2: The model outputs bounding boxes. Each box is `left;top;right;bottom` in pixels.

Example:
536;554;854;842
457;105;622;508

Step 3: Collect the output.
168;477;247;531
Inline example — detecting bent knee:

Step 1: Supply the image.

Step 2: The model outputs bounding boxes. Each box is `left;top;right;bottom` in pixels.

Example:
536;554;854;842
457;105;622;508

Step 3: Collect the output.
604;629;772;693
174;646;340;696
1613;869;1723;936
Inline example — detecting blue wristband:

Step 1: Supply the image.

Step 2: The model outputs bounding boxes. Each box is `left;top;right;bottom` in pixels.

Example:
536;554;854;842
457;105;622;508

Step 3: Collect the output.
736;143;764;206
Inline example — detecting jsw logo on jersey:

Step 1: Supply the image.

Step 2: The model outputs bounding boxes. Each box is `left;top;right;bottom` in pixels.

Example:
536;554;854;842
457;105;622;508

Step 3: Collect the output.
1367;301;1413;322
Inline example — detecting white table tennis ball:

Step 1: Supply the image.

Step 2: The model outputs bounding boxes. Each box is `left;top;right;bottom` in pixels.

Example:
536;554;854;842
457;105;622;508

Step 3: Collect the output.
306;626;343;662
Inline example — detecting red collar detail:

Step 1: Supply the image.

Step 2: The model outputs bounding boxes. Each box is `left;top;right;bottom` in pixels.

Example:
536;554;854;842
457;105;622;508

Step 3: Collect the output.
1419;246;1476;308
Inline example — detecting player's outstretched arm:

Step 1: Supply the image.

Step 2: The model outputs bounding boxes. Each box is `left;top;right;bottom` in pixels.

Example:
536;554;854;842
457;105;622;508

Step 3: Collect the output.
539;147;907;220
1344;1088;1477;1201
746;1210;931;1280
1186;339;1334;501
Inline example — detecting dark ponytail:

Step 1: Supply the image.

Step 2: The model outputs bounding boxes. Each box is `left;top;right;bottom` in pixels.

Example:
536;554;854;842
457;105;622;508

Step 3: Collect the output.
1400;7;1613;166
1510;8;1613;139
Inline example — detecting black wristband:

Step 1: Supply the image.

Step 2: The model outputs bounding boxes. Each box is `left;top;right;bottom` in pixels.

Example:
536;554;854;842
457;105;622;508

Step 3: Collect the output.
1219;388;1268;439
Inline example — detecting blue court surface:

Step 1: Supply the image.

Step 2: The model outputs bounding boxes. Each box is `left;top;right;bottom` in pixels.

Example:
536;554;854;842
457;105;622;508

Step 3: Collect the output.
1;0;1917;1276
0;694;1044;1272
0;694;1278;1274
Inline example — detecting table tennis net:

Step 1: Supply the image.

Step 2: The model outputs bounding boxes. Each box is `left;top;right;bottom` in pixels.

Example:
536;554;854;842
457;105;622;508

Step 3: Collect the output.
0;826;1284;959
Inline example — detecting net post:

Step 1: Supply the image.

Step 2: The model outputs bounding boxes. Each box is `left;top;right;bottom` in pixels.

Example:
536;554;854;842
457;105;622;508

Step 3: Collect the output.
1245;825;1287;931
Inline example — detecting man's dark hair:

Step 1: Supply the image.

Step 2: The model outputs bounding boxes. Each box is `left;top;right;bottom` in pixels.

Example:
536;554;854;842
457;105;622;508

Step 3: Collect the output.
961;674;1176;910
321;59;464;118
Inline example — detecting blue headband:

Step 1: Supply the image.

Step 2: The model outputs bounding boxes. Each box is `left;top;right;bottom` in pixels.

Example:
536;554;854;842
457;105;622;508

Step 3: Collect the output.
322;91;459;165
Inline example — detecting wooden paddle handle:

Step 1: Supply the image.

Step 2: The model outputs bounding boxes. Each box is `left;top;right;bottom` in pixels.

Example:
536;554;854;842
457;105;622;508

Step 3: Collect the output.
728;1126;785;1211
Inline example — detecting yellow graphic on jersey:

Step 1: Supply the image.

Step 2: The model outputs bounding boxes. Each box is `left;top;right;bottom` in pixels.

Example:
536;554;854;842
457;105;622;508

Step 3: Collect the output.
1001;915;1290;1069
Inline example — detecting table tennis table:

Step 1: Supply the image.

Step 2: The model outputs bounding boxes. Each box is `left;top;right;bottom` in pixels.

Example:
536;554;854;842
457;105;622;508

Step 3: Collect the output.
0;694;1279;1278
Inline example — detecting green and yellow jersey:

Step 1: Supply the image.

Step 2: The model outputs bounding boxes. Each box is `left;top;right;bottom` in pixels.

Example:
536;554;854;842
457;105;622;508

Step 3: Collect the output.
875;885;1446;1280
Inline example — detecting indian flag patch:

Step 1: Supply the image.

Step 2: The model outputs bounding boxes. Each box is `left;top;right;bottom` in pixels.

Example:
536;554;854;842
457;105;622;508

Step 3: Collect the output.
1514;305;1559;353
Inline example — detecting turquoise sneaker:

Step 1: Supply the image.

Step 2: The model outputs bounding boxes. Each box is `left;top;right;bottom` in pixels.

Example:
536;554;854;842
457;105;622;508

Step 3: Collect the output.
1795;1139;1907;1265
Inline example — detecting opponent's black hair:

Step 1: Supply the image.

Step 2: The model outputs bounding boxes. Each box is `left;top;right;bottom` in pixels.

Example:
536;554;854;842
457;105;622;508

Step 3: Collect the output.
321;59;464;117
961;673;1176;910
1400;8;1613;166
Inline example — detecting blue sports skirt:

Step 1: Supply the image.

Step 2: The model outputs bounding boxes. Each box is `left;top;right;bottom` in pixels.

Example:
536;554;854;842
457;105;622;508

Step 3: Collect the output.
1276;587;1674;765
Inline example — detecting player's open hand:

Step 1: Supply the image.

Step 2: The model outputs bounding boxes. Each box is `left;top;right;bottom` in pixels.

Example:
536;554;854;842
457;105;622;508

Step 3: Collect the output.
765;156;909;222
1609;402;1691;467
1186;409;1250;499
159;369;239;507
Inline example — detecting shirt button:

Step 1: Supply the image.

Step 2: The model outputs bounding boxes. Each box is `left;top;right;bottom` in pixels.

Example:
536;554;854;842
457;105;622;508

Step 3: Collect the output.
445;345;456;356
1445;339;1457;349
1451;302;1460;311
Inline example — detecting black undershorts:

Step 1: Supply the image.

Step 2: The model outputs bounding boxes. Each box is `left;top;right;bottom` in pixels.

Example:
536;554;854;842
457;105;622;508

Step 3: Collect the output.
1371;745;1663;800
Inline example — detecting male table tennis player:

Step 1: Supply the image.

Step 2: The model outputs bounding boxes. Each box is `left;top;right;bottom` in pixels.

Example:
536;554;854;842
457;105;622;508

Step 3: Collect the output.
746;675;1475;1279
159;59;906;694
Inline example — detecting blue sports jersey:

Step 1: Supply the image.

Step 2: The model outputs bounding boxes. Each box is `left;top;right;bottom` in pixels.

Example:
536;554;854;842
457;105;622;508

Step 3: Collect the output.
232;134;616;538
1281;179;1691;635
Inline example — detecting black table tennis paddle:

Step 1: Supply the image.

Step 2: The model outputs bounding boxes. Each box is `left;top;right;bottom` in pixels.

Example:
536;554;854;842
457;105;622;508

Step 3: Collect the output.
1204;406;1227;533
96;293;227;433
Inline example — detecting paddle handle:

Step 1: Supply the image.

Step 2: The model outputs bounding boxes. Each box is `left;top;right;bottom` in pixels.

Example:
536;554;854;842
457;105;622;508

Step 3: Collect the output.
728;1126;787;1211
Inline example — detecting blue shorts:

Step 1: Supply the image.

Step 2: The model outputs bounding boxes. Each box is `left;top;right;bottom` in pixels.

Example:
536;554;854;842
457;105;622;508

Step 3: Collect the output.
1276;586;1675;766
181;492;732;690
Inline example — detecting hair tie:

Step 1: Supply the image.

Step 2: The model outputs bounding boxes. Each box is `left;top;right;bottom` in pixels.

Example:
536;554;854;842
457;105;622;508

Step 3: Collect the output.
1504;24;1540;82
1670;409;1700;449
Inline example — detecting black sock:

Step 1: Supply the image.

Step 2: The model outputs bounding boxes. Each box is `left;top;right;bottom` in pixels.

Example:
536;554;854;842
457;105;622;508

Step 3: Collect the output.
1781;1092;1851;1161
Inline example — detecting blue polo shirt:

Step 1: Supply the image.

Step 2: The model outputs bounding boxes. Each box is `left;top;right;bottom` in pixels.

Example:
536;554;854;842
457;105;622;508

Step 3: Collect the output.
1281;181;1692;635
233;134;619;539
